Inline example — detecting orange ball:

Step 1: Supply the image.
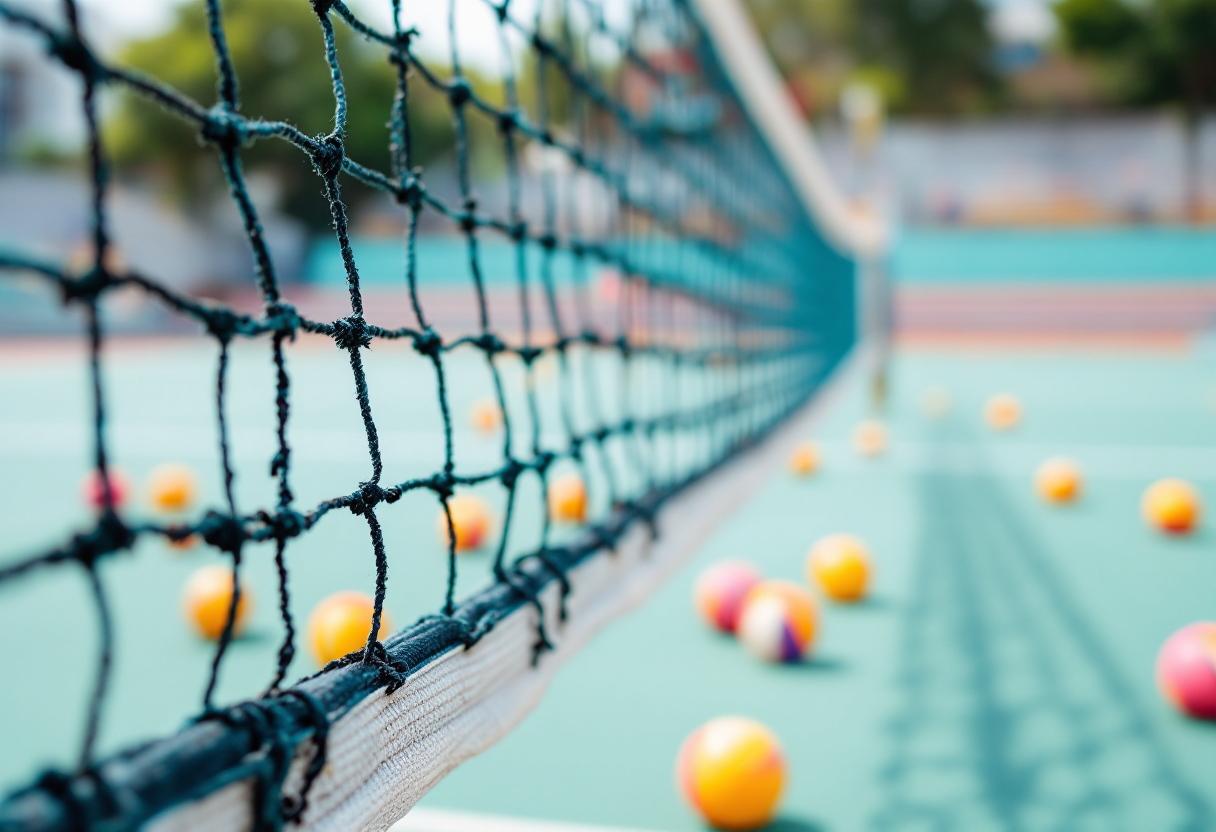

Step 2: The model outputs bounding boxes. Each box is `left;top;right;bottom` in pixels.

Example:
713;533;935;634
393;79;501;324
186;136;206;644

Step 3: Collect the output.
307;591;393;665
984;393;1021;431
147;463;198;513
469;398;502;433
737;580;818;663
676;716;786;831
1143;478;1201;534
852;420;887;457
807;533;871;603
437;494;492;552
788;441;819;476
1035;457;1082;504
548;473;587;523
182;564;252;641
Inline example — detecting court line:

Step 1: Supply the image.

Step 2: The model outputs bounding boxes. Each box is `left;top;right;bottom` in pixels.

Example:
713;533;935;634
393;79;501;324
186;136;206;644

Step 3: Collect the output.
390;807;658;832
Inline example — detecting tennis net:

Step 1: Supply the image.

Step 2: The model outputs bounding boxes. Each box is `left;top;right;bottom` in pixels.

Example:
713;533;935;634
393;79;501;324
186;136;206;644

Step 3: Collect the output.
0;0;879;828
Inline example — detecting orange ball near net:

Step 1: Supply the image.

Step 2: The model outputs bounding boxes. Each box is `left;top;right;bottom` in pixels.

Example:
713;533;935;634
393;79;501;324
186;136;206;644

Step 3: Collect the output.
1035;457;1082;504
676;716;786;831
468;398;502;433
437;493;492;552
1142;478;1201;535
182;564;252;641
984;393;1022;431
147;463;198;514
307;591;394;666
807;533;871;603
787;441;819;476
548;473;588;524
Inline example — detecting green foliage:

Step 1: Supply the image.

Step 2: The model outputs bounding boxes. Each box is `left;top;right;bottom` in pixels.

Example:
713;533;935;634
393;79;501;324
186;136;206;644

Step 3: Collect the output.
107;0;456;229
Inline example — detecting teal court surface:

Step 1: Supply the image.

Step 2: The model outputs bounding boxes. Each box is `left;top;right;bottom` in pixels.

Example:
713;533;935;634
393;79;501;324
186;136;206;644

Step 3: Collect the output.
1;340;1215;830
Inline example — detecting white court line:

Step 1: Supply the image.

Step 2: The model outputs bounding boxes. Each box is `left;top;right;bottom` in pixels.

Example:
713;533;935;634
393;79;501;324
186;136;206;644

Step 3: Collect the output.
390;807;658;832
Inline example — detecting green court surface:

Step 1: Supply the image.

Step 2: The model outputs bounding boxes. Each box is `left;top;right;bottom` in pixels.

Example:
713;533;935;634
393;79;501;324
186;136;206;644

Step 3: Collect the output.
1;342;1215;829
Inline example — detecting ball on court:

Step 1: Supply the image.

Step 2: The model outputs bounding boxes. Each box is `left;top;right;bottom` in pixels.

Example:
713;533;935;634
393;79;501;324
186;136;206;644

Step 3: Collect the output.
807;533;871;603
1142;478;1201;534
147;463;198;513
437;493;492;552
984;393;1022;431
307;591;394;665
182;564;252;641
1035;457;1082;504
852;419;887;457
676;716;786;831
694;560;763;633
548;473;587;524
787;441;819;476
921;386;951;420
468;397;502;433
80;466;131;511
1156;622;1216;720
737;580;817;663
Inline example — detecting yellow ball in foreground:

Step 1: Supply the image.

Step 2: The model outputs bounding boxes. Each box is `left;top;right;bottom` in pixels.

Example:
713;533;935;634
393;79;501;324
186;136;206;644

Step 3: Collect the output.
182;564;252;641
808;533;871;603
147;463;198;513
307;591;393;665
676;716;786;831
788;441;819;476
437;494;492;552
1143;478;1201;535
1035;457;1082;504
548;473;587;523
852;419;887;457
984;393;1022;431
469;398;502;433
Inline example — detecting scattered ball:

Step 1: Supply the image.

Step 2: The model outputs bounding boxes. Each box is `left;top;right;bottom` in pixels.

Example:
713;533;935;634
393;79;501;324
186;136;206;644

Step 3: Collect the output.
737;580;818;663
1142;478;1201;535
1156;622;1216;720
807;534;871;603
676;716;786;831
437;494;492;552
787;441;819;476
852;420;887;457
469;398;502;433
922;386;951;420
182;564;252;641
548;473;587;524
147;463;198;513
1035;457;1082;504
80;466;131;511
694;560;763;634
984;393;1022;431
307;591;394;665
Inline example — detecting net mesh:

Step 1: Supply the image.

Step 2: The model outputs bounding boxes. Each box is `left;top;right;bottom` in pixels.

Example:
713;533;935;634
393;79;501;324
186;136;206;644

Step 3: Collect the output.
0;0;855;827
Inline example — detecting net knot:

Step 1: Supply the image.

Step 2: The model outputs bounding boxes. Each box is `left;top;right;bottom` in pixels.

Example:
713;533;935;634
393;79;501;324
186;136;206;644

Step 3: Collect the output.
265;302;301;338
388;29;417;66
474;333;504;355
200;305;241;343
412;328;443;358
199;511;246;554
274;691;329;824
508;220;527;241
518;345;541;365
70;511;134;569
310;0;335;17
580;330;601;346
447;78;473;107
497;110;517;134
427;473;455;500
618;419;635;435
500;458;525;489
330;315;372;351
200;107;248;149
569;239;585;257
615;335;631;356
310;135;344;179
538;233;557;251
61;266;112;304
269;509;306;540
398;175;426;210
494;1;511;22
48;34;105;81
534;451;555;475
348;481;386;517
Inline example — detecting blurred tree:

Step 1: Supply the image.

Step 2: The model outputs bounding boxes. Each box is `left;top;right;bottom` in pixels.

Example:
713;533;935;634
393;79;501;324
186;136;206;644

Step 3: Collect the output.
1055;0;1216;218
107;0;457;229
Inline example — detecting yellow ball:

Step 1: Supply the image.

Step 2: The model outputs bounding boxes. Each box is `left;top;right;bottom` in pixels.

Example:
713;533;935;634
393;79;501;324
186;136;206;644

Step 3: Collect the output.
1035;457;1082;504
182;564;252;641
469;398;502;433
676;716;786;831
984;393;1021;431
1143;478;1201;535
548;473;587;523
807;533;871;603
307;591;393;665
437;494;492;552
788;441;819;476
852;419;887;457
147;463;198;513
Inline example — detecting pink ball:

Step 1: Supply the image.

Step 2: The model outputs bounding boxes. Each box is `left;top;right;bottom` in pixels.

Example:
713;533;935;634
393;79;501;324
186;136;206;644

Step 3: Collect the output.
1156;622;1216;720
694;561;762;633
80;467;131;511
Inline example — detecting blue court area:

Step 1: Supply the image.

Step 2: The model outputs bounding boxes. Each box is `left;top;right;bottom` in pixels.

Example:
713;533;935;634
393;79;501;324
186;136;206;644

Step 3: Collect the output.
1;341;1214;829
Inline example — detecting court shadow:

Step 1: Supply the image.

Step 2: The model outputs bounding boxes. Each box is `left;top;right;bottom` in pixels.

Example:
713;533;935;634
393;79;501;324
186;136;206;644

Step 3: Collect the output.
764;816;825;832
790;655;847;673
838;595;895;612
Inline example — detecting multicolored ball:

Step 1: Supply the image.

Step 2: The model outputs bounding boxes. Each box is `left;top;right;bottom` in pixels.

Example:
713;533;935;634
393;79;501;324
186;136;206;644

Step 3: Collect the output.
80;466;131;511
1156;622;1216;720
676;716;786;831
807;533;871;603
1142;478;1201;535
694;561;763;634
737;580;817;663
